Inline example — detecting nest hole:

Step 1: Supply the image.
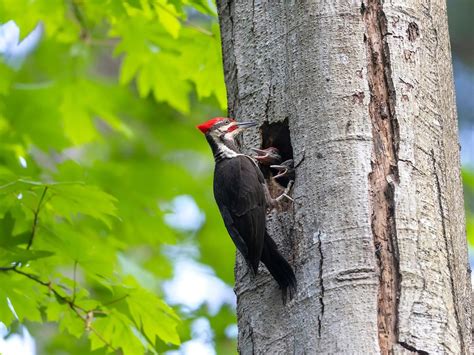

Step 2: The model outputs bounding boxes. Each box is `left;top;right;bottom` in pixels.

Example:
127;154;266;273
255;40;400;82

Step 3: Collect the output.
259;118;294;191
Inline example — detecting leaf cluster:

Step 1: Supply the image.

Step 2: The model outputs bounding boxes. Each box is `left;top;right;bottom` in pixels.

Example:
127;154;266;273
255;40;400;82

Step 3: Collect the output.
0;0;236;353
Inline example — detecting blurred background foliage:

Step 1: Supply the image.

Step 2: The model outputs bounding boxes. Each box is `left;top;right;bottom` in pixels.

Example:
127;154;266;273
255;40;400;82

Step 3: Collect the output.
0;0;236;354
0;0;472;354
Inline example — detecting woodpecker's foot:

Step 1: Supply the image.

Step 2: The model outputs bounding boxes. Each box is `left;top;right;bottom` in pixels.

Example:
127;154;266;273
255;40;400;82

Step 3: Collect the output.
275;180;294;203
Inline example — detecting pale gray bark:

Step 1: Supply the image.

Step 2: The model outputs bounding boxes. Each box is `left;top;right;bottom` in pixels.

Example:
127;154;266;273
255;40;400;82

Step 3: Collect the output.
216;0;471;354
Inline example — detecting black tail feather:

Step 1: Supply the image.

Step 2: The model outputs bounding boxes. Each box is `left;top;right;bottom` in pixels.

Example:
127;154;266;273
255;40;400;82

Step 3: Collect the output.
260;231;297;303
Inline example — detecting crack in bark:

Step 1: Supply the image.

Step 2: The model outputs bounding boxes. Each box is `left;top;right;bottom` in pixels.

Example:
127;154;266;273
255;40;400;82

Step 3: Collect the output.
363;0;401;353
335;267;375;282
316;230;325;338
238;322;256;355
399;341;429;354
431;148;465;354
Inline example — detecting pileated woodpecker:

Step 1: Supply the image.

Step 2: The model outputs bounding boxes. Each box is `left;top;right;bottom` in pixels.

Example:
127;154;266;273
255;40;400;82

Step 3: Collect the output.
197;117;297;301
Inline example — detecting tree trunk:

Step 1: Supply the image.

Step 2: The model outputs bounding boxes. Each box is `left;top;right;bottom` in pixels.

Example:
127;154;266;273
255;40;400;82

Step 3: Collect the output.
216;0;471;353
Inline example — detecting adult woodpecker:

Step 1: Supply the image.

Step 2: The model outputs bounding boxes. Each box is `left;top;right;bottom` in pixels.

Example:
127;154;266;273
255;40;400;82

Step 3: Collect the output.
197;117;297;301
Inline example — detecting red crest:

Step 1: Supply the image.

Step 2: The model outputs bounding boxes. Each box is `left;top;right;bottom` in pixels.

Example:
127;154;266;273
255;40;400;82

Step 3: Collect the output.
197;117;233;134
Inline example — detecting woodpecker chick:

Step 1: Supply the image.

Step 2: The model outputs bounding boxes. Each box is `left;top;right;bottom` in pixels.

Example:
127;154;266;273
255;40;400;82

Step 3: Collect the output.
266;159;295;207
197;117;297;302
252;147;281;166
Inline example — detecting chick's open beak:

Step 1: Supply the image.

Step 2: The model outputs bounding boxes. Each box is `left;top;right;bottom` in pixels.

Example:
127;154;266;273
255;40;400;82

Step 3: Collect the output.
270;164;287;179
251;148;267;155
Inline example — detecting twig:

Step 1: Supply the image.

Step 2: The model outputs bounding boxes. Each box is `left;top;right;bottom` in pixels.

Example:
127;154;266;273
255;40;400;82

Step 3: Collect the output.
68;305;115;351
4;268;117;352
0;265;17;271
26;186;48;250
11;268;50;286
0;181;118;351
0;186;49;270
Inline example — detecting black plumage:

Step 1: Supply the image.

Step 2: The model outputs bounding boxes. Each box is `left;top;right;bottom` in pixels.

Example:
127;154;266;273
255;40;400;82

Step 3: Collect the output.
214;156;266;273
198;118;296;301
214;156;296;301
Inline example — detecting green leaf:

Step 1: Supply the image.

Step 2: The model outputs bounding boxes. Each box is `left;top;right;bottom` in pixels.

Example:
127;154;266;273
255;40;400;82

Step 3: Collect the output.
126;286;180;345
179;26;227;109
0;212;31;247
47;184;118;227
119;54;143;85
141;52;192;113
0;0;233;352
0;211;14;241
154;0;181;38
46;298;64;322
0;247;54;265
126;0;142;9
59;309;85;338
0;275;17;326
36;223;117;280
89;309;145;354
59;85;98;144
189;0;217;15
0;274;42;323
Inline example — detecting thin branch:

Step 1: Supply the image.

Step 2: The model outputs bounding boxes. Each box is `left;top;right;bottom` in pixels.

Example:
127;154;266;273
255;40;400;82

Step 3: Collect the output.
3;268;117;352
0;181;118;351
68;304;116;351
26;186;48;250
0;265;17;271
10;268;50;286
0;185;48;271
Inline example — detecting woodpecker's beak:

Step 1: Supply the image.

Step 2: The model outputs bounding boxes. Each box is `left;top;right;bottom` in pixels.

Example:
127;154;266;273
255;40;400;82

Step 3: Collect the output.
226;121;257;137
270;164;288;179
236;121;257;129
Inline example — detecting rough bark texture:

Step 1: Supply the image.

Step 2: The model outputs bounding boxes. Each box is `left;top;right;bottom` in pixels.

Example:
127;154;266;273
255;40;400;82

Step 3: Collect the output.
216;0;471;353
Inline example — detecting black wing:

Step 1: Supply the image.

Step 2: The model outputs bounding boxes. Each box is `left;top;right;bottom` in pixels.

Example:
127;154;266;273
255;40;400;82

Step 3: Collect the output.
214;156;266;273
